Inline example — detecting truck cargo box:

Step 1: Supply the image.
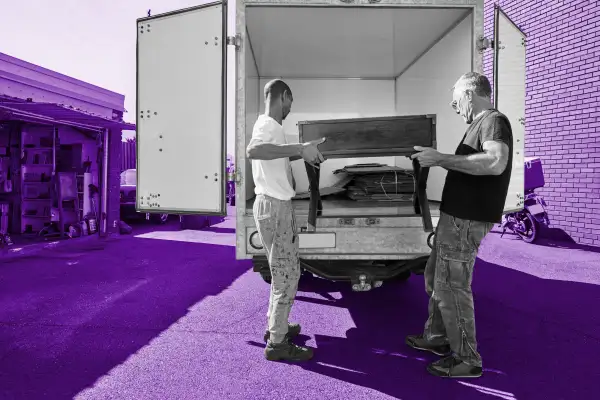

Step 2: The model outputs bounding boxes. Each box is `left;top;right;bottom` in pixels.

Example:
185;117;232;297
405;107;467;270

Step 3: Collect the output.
135;0;526;278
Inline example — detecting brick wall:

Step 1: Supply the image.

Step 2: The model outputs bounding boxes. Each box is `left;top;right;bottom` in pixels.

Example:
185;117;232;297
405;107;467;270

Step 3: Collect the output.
483;0;600;246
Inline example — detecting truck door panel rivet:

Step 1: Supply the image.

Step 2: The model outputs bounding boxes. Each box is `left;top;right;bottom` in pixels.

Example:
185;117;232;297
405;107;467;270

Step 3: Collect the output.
205;175;208;179
159;135;163;139
159;149;162;152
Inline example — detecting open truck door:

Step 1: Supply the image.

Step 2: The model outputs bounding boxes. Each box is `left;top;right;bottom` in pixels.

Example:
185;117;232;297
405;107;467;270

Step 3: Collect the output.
136;3;229;216
494;6;527;214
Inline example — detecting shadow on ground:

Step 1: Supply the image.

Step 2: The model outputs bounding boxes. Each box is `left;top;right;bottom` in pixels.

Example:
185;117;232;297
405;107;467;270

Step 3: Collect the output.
277;258;599;400
490;225;600;254
0;236;251;400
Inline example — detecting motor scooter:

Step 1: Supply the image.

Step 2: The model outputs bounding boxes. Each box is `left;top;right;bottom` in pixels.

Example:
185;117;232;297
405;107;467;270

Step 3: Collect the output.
500;189;549;243
500;157;549;243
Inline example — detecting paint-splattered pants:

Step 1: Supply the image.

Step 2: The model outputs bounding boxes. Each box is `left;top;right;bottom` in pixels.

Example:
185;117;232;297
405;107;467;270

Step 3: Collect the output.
423;212;493;367
253;194;301;344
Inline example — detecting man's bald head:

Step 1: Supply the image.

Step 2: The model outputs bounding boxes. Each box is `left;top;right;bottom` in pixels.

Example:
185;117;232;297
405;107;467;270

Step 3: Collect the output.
264;79;293;102
264;79;293;120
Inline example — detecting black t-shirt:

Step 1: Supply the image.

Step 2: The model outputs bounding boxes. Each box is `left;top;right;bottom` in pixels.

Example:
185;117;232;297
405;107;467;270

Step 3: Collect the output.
439;109;513;223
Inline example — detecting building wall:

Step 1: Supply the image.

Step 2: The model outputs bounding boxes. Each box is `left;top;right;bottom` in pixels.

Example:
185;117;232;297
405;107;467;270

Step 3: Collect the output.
107;129;123;234
483;0;600;246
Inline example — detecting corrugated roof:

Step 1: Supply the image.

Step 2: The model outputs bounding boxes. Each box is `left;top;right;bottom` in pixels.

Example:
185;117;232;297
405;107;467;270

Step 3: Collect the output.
0;97;135;132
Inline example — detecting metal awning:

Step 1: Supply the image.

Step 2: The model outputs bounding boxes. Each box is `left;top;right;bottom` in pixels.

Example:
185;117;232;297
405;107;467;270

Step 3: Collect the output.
0;97;136;132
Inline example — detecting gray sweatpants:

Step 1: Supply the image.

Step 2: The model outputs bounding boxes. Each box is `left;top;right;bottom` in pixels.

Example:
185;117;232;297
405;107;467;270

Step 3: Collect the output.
253;194;301;344
423;212;493;367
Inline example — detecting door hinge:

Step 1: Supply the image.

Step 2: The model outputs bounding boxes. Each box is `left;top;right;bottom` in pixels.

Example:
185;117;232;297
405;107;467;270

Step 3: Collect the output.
227;34;241;51
477;36;494;52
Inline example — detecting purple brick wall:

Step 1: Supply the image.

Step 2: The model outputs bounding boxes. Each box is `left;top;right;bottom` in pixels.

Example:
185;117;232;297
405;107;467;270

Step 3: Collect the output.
483;0;600;247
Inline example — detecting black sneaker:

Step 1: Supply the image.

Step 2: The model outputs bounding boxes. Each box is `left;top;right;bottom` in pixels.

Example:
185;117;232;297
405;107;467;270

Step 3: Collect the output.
405;334;451;356
427;355;483;378
264;338;314;362
263;323;301;343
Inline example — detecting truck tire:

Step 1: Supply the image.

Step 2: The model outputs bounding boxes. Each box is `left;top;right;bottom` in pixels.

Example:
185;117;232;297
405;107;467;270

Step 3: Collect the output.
151;213;169;224
260;272;272;284
393;270;411;281
259;269;310;284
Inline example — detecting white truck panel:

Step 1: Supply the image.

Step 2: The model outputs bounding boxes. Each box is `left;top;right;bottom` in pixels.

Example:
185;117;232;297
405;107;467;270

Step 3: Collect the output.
136;3;227;215
495;8;527;213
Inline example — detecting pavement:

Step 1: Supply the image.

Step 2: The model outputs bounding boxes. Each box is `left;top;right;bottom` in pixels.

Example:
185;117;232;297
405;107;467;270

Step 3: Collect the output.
0;211;599;400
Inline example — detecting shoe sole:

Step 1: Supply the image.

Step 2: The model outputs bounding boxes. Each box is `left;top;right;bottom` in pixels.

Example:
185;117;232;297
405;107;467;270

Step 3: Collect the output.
405;338;451;357
426;365;482;378
263;330;301;343
265;352;314;362
265;356;314;362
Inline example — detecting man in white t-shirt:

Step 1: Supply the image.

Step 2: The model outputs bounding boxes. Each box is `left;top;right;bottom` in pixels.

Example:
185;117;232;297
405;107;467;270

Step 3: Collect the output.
246;79;326;362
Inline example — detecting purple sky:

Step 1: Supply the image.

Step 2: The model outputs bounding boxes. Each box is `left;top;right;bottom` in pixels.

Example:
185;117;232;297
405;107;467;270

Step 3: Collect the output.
0;0;236;155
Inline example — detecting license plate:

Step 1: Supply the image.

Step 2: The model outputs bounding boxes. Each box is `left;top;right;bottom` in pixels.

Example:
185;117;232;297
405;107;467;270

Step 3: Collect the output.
298;232;336;249
528;204;544;215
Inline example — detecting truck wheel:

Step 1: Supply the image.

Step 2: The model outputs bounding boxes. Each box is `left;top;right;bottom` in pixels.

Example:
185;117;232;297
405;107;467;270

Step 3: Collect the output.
151;213;169;224
260;272;272;284
394;270;411;281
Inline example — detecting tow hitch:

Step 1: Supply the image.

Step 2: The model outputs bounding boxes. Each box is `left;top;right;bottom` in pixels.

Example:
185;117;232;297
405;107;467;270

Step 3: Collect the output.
351;274;383;292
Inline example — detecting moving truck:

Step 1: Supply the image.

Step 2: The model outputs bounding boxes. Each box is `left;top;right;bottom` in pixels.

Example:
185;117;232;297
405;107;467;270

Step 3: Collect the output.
135;0;525;290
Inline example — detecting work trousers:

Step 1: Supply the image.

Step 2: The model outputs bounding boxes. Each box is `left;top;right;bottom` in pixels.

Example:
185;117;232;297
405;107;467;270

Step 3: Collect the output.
253;194;301;344
423;212;493;367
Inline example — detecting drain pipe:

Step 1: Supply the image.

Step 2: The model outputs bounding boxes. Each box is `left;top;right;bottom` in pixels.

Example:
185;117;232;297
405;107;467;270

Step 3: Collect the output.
100;128;110;237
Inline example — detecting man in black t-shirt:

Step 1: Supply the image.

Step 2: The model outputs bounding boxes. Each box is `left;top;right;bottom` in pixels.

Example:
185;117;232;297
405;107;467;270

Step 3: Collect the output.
405;72;513;379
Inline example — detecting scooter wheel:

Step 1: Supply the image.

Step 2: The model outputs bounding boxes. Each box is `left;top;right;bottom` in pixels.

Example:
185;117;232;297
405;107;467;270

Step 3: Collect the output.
517;211;539;244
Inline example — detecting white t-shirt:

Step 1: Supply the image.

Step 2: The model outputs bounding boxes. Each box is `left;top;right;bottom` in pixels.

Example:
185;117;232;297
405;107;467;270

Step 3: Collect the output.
249;114;295;201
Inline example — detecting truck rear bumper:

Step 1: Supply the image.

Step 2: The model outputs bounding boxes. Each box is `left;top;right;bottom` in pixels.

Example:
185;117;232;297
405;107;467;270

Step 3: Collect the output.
252;255;429;287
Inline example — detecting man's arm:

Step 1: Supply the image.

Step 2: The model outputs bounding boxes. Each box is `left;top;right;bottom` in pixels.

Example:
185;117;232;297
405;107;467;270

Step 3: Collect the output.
437;141;510;176
429;114;511;176
246;140;304;160
246;122;304;160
